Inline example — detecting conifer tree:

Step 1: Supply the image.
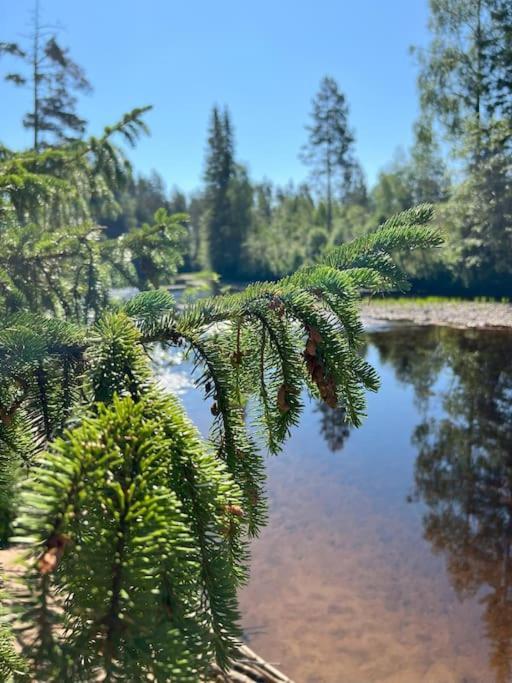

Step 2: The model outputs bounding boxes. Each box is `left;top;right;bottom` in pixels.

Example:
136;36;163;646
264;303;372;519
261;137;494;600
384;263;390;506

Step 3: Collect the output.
489;0;512;121
0;0;92;149
202;106;251;279
0;102;442;679
300;76;358;231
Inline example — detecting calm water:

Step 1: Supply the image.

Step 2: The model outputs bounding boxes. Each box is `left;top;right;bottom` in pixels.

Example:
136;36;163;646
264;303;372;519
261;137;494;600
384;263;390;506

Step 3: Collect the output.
163;325;512;683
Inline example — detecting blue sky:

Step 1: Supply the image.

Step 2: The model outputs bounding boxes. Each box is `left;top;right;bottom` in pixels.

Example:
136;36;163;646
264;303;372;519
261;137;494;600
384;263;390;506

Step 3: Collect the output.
1;0;431;194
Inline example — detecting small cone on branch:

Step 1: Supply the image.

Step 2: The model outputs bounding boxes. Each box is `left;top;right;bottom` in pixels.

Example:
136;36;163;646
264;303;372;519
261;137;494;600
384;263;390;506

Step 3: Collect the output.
305;339;317;356
230;350;243;366
225;504;245;518
277;384;290;413
307;326;323;344
312;364;324;384
303;327;339;408
37;533;70;575
248;489;259;506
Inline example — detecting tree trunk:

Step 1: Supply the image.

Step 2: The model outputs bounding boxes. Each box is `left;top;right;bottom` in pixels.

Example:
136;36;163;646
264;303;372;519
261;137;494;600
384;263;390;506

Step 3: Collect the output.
474;0;483;165
326;155;332;232
32;0;40;151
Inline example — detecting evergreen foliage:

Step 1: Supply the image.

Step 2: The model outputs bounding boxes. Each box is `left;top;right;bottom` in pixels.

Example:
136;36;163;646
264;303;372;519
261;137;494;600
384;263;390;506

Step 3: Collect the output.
413;0;512;292
415;0;511;149
300;76;361;231
202;106;252;279
0;107;441;677
0;2;92;149
0;109;187;317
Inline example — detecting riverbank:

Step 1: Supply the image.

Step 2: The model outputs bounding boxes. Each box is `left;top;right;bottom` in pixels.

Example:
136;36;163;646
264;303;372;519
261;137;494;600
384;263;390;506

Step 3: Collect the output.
361;300;512;330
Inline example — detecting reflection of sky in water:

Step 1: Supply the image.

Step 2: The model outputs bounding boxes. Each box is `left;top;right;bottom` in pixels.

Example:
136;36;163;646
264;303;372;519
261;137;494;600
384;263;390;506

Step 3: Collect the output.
161;326;512;683
157;371;195;396
152;347;194;395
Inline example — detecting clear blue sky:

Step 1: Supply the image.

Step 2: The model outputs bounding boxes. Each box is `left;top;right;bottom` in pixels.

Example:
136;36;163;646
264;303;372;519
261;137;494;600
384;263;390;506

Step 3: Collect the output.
1;0;431;194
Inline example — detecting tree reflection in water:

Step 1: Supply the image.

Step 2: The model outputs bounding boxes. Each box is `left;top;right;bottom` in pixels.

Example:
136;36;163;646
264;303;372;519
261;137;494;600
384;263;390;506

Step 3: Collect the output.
315;400;351;452
371;326;512;683
315;337;371;452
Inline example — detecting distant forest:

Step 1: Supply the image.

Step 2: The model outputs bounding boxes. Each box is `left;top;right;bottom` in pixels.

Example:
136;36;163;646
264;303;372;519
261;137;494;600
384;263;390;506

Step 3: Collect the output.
2;0;511;296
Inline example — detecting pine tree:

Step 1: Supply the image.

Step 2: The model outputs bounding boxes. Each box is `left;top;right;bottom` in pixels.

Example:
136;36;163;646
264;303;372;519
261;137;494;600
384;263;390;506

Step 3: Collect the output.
202;106;251;279
300;76;358;231
0;103;442;678
0;0;92;150
409;118;450;205
444;121;512;292
488;0;512;121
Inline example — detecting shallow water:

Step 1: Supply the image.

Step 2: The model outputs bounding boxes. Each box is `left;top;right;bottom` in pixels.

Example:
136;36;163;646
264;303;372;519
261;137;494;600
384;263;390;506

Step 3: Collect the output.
167;325;512;683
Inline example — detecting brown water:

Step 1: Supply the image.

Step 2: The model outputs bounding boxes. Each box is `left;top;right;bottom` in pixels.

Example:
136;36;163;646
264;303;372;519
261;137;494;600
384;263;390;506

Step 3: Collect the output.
169;325;512;683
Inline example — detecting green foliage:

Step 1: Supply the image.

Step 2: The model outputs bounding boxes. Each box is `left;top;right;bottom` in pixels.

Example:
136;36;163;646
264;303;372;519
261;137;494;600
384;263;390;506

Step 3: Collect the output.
0;106;150;227
0;111;190;320
0;4;92;149
415;0;500;142
411;0;512;294
307;227;329;260
107;207;187;291
15;392;244;680
202;107;252;279
300;76;361;230
0;133;441;678
0;43;442;672
439;120;512;292
245;183;317;278
0;621;26;680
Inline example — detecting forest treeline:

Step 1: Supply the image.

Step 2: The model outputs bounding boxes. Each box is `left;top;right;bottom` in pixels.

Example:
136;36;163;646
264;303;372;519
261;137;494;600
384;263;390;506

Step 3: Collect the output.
2;0;511;296
99;0;512;296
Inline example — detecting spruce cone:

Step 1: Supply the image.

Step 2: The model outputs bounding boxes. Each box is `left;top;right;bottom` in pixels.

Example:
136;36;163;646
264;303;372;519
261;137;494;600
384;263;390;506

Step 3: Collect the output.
277;384;291;413
37;534;70;575
303;327;337;408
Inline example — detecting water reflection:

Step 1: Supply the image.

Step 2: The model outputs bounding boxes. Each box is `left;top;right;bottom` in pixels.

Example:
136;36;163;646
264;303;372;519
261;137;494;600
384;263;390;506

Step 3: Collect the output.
315;401;351;452
172;325;512;681
372;326;512;683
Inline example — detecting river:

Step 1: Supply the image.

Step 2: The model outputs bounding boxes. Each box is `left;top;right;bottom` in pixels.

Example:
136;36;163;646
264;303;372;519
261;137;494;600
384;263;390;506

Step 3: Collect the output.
162;324;512;683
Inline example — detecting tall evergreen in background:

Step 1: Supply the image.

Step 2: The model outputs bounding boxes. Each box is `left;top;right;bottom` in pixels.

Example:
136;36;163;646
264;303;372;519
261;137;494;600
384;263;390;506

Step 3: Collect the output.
203;106;232;274
300;76;359;231
415;0;512;291
416;0;500;160
202;106;251;279
0;1;91;149
409;118;450;205
489;0;512;121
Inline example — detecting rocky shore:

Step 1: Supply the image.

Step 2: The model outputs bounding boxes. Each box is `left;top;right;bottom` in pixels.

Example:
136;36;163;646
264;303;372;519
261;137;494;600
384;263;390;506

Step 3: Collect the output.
361;300;512;330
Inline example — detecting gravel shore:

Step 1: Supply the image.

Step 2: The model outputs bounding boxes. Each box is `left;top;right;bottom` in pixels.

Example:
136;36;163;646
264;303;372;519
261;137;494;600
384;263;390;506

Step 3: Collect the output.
361;301;512;330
